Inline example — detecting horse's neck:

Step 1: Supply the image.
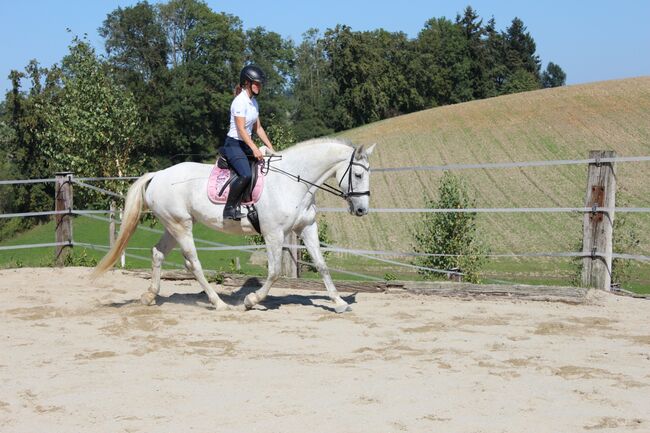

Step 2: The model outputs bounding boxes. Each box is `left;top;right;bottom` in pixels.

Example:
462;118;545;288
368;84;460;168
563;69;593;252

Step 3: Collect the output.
280;141;351;185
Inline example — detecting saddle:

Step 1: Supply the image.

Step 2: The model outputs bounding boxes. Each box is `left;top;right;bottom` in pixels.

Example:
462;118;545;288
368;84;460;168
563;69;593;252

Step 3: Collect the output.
207;155;265;233
208;156;265;205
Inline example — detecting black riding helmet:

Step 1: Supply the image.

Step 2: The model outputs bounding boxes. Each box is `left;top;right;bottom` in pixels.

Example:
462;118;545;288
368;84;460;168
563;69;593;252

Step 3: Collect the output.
240;65;266;86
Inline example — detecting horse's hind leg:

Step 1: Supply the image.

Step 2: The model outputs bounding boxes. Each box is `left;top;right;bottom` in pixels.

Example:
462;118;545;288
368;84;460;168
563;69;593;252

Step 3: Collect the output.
173;223;230;310
140;230;177;306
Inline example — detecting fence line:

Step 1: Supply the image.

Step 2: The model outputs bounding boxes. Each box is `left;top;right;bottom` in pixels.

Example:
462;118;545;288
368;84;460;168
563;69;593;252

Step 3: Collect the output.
71;180;125;199
77;242;382;282
371;155;650;173
0;178;56;185
0;241;71;252
317;207;650;214
3;155;649;186
76;242;187;271
76;176;140;182
3;206;650;220
76;212;243;249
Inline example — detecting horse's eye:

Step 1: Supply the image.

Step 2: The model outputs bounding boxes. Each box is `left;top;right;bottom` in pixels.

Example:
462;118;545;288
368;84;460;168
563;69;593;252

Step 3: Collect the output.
354;173;362;179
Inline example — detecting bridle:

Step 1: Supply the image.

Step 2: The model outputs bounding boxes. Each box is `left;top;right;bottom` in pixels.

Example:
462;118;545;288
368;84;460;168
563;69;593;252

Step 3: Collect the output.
263;150;370;200
337;150;371;198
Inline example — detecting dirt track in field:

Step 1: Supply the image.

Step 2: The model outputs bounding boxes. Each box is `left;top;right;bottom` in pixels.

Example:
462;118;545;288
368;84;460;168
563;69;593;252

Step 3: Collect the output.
1;267;649;433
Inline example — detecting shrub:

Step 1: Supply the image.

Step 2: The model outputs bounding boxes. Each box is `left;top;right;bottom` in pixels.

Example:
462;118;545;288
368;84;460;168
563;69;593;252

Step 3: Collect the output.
412;172;488;283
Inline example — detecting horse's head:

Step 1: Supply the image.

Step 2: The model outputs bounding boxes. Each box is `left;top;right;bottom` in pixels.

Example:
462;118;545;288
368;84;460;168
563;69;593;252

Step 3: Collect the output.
337;143;376;217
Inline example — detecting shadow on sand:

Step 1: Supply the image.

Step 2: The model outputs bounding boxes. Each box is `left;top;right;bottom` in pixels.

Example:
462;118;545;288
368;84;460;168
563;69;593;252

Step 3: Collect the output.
105;277;357;313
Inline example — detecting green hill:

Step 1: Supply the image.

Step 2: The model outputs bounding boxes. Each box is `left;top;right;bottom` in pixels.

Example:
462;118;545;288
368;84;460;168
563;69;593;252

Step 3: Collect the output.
321;77;650;288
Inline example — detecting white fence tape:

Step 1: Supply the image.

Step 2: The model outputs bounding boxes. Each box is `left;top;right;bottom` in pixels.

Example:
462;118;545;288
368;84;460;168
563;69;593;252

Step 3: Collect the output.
0;241;70;251
317;207;650;214
371;155;650;173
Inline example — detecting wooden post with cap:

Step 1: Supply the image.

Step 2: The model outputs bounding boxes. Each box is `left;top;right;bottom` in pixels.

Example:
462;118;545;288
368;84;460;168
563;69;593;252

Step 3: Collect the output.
55;172;74;266
281;232;300;278
581;151;616;290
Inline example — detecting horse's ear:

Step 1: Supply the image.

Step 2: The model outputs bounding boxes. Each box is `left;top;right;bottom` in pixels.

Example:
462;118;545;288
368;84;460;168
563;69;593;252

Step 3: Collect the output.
354;144;365;160
365;143;377;156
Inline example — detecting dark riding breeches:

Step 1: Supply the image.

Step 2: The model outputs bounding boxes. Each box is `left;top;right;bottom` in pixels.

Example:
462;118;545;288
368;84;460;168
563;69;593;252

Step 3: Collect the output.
221;137;253;183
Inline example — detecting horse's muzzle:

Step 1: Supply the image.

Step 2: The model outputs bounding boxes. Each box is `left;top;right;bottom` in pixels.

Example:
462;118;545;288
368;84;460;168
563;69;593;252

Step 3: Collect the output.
355;207;367;216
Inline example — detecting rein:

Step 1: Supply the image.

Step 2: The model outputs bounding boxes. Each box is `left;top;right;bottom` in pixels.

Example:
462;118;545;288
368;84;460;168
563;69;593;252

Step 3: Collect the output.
263;150;370;199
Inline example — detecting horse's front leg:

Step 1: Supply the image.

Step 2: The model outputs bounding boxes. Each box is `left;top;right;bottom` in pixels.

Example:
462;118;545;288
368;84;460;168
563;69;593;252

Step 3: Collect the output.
244;233;283;309
300;222;351;313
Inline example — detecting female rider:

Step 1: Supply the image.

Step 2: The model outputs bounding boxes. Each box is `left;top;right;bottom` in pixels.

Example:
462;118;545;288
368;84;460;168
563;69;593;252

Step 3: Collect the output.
221;65;275;220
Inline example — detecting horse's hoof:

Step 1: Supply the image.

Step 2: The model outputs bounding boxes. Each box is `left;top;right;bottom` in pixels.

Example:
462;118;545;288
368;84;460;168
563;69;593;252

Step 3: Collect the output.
214;302;231;311
140;292;156;306
334;303;352;314
244;293;260;309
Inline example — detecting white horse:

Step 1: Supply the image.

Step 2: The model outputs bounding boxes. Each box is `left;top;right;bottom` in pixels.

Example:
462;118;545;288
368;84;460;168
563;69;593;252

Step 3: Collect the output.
92;138;375;313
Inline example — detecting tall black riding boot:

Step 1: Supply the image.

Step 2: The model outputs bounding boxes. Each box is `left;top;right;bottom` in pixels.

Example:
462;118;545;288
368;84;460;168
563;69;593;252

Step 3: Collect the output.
223;175;250;221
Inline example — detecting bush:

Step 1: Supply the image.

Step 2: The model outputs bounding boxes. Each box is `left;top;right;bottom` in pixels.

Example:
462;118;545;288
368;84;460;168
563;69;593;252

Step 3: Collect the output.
412;172;488;283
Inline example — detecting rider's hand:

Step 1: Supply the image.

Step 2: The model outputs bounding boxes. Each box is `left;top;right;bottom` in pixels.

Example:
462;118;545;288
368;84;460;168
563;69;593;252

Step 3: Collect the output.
253;147;264;161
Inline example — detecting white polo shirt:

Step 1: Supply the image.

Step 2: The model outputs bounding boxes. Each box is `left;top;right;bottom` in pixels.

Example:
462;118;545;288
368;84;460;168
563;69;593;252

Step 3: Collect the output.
227;90;259;140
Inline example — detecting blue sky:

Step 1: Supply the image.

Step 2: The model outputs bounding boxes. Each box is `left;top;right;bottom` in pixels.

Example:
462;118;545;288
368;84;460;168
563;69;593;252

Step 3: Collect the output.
1;0;649;94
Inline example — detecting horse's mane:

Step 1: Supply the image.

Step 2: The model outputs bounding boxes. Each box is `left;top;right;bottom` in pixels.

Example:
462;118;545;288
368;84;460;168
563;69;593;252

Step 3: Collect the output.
280;137;354;154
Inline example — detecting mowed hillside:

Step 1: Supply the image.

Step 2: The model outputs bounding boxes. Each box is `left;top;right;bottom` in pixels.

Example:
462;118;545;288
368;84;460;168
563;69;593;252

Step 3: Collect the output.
319;77;650;257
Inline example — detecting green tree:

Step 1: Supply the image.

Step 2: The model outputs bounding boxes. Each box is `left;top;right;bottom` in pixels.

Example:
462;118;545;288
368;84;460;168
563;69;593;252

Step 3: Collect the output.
244;26;295;136
456;6;489;99
413;17;472;107
2;61;59;234
100;1;169;82
292;28;336;140
501;69;540;94
324;25;416;130
501;17;541;93
542;62;566;88
39;38;145;202
412;172;488;283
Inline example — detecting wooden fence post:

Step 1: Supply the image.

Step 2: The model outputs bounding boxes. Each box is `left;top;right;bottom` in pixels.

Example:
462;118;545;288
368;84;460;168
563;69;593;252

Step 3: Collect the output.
281;232;300;278
55;172;73;266
109;201;116;249
581;150;616;290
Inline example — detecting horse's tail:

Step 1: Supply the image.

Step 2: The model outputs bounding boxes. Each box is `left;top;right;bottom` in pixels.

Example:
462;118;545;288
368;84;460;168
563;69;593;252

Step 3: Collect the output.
91;172;157;280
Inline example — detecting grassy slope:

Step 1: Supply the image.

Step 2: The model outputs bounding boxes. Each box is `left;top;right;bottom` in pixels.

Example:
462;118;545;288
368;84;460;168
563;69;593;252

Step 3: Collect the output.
0;217;265;275
320;77;650;289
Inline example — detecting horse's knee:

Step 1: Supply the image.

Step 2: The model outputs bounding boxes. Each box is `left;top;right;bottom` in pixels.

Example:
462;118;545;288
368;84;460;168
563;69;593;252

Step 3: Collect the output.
152;247;165;266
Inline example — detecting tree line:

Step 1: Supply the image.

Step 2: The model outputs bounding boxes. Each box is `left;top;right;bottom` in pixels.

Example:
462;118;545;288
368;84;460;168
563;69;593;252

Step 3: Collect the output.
0;1;565;238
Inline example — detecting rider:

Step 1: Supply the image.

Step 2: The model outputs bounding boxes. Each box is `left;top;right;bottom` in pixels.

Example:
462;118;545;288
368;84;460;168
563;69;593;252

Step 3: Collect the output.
221;65;275;220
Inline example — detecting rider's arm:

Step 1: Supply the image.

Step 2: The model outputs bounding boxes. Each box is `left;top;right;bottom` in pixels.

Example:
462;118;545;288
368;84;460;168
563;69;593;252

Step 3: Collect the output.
253;119;275;152
235;116;263;160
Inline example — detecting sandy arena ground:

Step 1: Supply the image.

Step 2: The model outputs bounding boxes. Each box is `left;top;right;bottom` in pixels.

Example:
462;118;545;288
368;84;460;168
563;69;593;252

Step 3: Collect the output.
0;267;649;433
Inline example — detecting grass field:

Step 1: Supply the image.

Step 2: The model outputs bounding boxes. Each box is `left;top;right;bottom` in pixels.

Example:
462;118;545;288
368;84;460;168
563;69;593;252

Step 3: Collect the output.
0;217;263;275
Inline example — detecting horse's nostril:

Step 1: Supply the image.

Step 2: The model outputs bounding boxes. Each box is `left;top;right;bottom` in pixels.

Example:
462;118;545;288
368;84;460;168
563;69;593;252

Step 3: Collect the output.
356;208;366;216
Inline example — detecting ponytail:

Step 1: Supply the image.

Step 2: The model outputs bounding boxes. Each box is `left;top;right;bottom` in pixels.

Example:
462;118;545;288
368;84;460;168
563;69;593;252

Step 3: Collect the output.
234;84;243;96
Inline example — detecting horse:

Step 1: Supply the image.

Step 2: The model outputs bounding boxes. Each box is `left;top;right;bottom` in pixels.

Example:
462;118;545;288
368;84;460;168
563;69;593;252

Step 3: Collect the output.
91;138;376;313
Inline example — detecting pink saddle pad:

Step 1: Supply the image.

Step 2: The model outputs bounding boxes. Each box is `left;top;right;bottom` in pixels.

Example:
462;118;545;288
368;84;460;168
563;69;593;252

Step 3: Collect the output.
207;162;265;205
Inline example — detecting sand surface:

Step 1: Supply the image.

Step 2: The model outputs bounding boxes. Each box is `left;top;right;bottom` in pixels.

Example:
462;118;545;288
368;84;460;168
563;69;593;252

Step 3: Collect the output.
1;267;649;433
